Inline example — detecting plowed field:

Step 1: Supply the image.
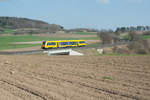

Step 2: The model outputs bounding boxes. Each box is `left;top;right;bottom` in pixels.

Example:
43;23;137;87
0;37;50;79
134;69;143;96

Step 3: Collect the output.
0;55;150;100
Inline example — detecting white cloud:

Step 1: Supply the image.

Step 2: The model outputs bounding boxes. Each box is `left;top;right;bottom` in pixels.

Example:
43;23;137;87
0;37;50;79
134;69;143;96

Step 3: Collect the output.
96;0;110;4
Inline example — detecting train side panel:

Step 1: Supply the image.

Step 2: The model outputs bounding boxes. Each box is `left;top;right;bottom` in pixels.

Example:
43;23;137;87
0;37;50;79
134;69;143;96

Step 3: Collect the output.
41;40;86;49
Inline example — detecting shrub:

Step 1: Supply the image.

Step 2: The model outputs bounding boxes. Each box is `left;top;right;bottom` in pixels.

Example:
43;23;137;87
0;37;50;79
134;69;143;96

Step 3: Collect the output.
127;31;150;54
97;30;120;44
143;31;150;35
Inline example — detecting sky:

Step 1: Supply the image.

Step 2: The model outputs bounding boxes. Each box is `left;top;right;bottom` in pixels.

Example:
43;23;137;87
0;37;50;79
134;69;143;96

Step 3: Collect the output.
0;0;150;30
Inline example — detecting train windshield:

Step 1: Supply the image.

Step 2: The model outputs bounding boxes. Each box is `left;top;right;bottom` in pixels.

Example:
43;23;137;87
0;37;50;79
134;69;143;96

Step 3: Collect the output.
42;41;46;45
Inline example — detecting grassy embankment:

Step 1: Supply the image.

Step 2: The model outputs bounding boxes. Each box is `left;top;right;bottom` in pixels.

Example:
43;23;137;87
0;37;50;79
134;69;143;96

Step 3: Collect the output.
0;35;99;50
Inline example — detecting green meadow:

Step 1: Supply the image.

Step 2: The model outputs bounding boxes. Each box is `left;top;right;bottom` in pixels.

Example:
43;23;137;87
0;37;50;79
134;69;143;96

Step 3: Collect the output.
0;29;16;34
0;35;99;50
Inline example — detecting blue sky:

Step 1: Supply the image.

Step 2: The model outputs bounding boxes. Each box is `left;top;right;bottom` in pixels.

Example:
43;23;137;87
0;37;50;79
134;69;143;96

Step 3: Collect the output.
0;0;150;30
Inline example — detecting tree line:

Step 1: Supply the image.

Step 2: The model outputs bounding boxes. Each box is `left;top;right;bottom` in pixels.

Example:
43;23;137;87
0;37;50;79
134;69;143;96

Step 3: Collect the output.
115;26;150;33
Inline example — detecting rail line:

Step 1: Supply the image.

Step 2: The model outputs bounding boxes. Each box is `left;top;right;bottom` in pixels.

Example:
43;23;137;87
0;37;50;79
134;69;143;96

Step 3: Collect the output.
0;42;129;55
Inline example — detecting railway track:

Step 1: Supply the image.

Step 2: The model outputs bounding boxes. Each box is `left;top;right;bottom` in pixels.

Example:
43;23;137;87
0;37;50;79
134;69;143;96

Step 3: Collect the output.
0;42;129;55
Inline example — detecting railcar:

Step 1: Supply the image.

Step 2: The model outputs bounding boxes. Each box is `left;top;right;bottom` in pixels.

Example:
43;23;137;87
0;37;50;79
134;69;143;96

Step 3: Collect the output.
41;40;86;49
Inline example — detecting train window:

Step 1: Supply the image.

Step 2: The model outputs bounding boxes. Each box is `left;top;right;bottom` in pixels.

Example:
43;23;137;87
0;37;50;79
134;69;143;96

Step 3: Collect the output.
69;42;72;45
80;41;85;44
47;42;56;46
64;42;68;45
65;42;68;45
73;42;77;45
72;42;74;45
52;42;56;45
69;42;77;45
60;42;68;45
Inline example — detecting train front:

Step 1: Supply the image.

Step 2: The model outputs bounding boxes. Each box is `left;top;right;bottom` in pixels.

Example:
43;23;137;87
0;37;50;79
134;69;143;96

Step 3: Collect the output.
41;41;46;49
78;40;87;47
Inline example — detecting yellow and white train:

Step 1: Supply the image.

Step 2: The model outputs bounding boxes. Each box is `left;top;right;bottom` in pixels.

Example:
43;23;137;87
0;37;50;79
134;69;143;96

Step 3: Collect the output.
41;40;86;49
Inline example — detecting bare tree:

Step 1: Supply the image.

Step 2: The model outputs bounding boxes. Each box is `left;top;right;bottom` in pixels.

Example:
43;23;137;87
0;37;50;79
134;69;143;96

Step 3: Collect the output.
97;30;120;44
128;31;150;54
128;31;141;41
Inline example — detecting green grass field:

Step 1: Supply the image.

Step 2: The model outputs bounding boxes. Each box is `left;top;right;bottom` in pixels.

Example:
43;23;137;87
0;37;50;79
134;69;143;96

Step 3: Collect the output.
0;35;99;50
72;32;97;35
0;29;16;34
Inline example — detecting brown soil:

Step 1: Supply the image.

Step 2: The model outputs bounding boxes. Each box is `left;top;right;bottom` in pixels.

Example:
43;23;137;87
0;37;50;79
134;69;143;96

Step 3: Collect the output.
0;55;150;100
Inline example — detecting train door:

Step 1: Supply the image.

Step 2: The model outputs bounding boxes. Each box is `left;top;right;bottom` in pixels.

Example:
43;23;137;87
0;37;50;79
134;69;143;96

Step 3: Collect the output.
57;41;59;48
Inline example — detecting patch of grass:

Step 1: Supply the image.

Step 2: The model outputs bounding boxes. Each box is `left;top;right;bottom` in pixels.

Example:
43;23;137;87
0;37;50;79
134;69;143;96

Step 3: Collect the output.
142;35;150;39
72;32;97;35
5;29;15;33
0;29;16;34
86;42;101;48
120;34;130;39
103;76;113;80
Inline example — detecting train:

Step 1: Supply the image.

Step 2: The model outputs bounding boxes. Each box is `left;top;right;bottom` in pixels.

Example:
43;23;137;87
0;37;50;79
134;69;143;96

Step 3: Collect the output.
41;40;86;49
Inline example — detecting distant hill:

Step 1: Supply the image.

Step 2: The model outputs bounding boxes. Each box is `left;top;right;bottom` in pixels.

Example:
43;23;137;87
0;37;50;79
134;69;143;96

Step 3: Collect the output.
0;16;63;34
